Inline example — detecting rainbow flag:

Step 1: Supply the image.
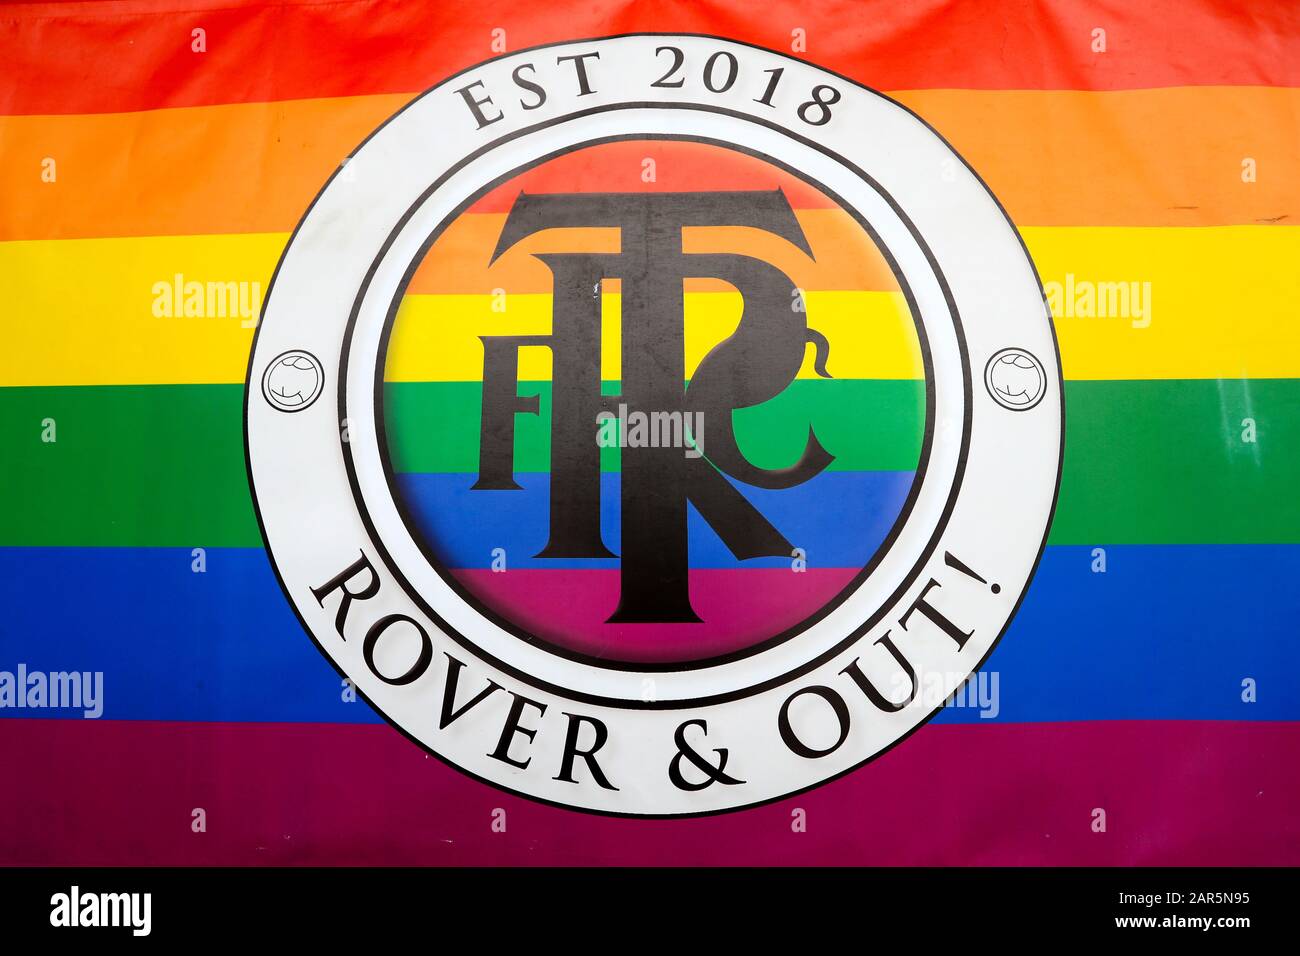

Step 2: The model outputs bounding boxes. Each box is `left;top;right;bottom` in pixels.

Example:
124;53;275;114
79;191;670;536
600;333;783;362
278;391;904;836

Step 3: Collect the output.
1;0;1298;864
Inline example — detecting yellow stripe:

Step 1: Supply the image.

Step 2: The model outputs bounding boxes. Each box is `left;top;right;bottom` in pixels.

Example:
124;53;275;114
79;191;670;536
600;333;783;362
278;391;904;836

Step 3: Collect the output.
1033;226;1300;380
0;233;281;387
384;291;922;382
2;226;1298;385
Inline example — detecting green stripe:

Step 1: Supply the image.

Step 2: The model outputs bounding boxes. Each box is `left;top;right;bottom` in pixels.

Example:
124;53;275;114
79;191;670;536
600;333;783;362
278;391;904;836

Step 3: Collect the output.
1051;378;1294;544
1;379;1296;547
0;384;253;548
384;380;927;474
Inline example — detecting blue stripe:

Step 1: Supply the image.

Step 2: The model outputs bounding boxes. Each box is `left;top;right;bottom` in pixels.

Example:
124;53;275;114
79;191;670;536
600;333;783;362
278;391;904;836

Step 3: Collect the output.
0;545;1295;723
395;471;917;569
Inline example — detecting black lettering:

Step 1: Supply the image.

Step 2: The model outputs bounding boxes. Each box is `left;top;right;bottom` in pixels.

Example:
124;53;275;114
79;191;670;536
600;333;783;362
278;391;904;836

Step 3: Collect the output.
651;46;685;88
438;653;501;729
754;67;783;107
900;578;974;650
512;62;546;111
703;51;738;93
362;614;433;685
778;685;850;758
309;552;380;639
667;719;745;790
455;79;503;128
840;631;917;713
556;51;600;96
553;712;618;790
475;335;546;490
798;84;841;126
489;694;548;769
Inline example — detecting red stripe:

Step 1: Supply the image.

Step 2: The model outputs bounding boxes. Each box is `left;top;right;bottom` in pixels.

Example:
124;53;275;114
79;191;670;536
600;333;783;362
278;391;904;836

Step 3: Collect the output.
1;0;1296;115
2;718;1296;864
451;567;859;663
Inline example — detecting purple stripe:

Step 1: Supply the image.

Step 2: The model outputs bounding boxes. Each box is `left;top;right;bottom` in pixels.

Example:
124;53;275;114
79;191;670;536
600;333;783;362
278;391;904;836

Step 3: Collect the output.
2;718;1297;865
451;567;858;662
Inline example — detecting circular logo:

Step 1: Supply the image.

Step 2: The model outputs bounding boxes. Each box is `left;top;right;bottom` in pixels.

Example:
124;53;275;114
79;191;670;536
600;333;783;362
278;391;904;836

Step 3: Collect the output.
985;347;1047;411
246;35;1062;816
261;349;324;412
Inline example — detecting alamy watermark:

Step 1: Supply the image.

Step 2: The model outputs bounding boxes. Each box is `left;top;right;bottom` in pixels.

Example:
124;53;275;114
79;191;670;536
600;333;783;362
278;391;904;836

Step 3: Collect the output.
898;669;1001;718
152;273;262;328
0;664;103;718
1044;273;1152;328
596;404;705;458
50;886;150;936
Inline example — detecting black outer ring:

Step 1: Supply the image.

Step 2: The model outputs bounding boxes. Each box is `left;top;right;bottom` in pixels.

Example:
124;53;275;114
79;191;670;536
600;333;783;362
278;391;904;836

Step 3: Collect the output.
243;33;1065;819
340;109;968;707
362;131;940;674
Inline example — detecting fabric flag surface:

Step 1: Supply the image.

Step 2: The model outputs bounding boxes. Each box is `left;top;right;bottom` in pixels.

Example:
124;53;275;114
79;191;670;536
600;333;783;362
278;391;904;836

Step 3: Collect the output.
0;0;1298;863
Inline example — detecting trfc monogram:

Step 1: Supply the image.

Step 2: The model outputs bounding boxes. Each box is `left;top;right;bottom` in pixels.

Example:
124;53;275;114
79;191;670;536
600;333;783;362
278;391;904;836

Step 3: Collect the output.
474;189;836;623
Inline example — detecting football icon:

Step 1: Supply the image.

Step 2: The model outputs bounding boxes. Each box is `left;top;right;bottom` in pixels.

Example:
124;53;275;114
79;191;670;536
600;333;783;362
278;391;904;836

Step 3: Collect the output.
984;348;1047;411
262;350;324;412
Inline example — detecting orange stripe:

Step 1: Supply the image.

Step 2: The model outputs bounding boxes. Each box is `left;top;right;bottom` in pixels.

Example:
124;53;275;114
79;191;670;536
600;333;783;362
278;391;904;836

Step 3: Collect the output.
1;88;1298;242
405;210;901;295
465;140;836;212
896;87;1300;229
0;94;408;241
